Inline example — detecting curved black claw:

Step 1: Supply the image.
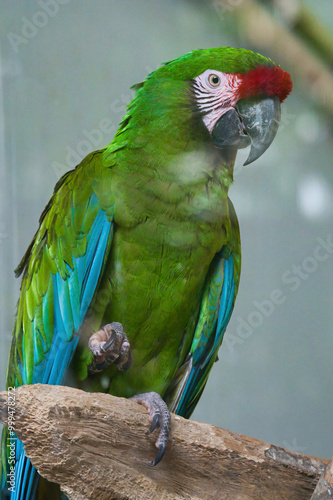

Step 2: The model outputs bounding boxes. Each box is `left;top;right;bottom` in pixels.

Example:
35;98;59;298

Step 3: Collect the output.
149;443;166;467
131;392;171;467
88;322;133;374
146;413;160;435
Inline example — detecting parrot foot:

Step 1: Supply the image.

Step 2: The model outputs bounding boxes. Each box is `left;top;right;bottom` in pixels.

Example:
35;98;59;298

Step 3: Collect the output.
131;392;171;467
88;322;133;374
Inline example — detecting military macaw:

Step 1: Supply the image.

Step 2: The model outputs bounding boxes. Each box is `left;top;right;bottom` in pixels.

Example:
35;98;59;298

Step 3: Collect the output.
1;47;292;499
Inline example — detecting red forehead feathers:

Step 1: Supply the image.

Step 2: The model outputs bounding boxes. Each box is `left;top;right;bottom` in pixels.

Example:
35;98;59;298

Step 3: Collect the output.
236;65;293;103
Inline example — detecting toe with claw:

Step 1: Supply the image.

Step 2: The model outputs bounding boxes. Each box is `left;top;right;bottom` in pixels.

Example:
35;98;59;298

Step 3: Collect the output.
131;392;171;466
88;322;133;374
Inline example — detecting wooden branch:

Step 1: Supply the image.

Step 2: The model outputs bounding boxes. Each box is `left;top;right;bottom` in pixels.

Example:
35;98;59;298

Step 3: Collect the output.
311;456;333;499
285;2;333;66
0;385;331;499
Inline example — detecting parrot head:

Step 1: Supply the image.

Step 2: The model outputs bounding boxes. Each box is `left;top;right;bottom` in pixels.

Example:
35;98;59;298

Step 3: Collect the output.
134;47;293;166
192;60;292;165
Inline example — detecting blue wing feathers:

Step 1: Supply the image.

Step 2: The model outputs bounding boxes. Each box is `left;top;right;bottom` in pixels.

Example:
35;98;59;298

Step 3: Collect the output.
66;263;81;332
42;279;53;344
216;255;235;348
56;274;74;341
175;253;236;417
3;195;114;500
80;212;112;321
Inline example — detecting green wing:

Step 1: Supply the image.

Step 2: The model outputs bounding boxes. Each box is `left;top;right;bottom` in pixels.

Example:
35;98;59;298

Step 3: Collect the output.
165;199;241;418
1;150;114;498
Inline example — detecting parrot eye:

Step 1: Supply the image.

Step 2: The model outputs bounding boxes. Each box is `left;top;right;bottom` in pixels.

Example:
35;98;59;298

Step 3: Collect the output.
208;74;221;87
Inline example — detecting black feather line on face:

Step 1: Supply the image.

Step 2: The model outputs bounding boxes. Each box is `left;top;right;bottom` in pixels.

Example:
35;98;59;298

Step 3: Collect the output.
188;79;208;118
190;79;233;121
190;79;218;118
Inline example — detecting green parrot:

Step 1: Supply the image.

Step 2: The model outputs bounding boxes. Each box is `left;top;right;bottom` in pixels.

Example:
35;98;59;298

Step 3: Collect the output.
1;47;292;499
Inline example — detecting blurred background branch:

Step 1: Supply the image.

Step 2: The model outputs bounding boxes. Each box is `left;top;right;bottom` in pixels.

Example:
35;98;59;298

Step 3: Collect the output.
209;0;333;117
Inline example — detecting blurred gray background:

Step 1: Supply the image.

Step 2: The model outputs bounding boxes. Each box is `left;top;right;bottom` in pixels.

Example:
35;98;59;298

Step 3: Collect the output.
1;0;332;460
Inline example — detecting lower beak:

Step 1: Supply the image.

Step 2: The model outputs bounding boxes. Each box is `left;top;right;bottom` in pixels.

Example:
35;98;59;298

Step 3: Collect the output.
211;96;281;166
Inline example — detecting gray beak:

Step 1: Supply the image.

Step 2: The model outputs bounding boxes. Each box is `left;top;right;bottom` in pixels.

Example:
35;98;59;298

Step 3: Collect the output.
211;96;281;166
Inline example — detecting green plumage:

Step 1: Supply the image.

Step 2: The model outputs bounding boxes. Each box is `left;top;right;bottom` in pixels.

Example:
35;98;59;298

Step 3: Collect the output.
5;45;277;404
1;47;290;498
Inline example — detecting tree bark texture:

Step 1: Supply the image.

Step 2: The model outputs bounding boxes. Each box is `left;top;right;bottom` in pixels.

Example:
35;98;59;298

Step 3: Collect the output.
0;385;331;500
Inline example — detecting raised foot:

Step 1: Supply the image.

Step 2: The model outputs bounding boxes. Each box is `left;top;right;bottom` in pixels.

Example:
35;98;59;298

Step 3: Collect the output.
131;392;171;467
88;322;133;374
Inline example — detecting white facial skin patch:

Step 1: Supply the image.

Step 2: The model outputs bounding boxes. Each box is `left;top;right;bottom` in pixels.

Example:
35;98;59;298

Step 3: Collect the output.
193;69;241;133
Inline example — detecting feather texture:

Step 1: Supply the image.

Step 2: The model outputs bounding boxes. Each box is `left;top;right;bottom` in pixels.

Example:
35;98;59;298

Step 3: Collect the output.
1;47;292;498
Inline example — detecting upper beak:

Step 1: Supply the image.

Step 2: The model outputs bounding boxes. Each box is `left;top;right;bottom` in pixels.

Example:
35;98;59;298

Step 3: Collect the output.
211;96;281;166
